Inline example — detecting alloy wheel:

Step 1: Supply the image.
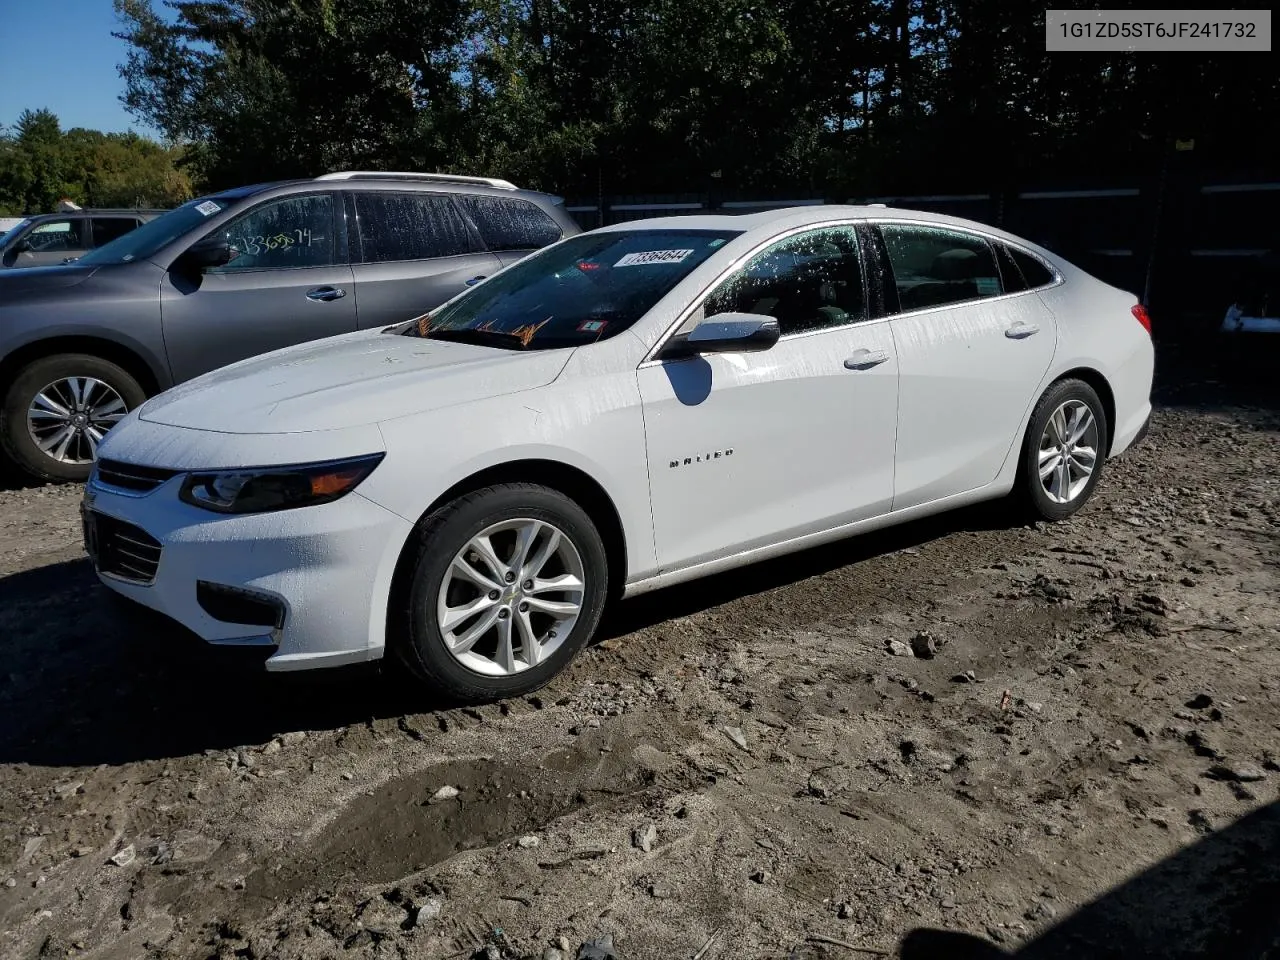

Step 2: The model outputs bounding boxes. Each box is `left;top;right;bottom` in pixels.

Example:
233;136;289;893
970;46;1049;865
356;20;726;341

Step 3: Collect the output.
436;518;586;676
26;377;129;464
1038;399;1099;504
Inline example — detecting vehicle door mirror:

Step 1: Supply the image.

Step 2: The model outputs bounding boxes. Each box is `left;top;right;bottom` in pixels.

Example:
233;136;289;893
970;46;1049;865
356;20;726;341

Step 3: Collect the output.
12;238;31;254
181;236;234;271
660;312;780;360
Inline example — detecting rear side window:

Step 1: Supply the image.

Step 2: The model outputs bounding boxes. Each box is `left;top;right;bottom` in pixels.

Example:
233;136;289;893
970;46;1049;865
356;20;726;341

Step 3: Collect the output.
92;218;141;247
993;242;1028;293
878;224;1002;312
456;196;562;251
1009;246;1056;289
355;193;472;263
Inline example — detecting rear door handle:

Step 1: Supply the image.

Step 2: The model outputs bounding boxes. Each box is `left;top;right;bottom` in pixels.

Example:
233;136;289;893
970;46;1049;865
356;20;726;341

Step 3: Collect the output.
465;275;487;286
844;349;890;370
1005;322;1039;339
306;286;346;302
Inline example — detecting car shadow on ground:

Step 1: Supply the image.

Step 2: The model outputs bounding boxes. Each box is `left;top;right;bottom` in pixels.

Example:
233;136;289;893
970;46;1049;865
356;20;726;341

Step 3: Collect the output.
896;799;1280;960
0;498;1018;769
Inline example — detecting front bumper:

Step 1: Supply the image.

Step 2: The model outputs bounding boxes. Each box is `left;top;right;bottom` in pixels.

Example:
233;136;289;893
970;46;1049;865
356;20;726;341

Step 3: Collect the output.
82;475;414;671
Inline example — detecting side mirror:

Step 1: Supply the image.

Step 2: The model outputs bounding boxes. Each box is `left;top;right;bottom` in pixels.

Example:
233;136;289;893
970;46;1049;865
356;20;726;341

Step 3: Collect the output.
12;239;31;254
661;312;780;360
181;236;233;270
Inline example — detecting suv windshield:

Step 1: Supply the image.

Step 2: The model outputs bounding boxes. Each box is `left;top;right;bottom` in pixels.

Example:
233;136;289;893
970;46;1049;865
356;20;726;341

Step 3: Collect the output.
405;229;741;350
77;197;235;265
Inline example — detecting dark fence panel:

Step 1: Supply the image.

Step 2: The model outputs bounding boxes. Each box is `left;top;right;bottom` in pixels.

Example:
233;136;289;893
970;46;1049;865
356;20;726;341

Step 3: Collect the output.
562;177;1280;332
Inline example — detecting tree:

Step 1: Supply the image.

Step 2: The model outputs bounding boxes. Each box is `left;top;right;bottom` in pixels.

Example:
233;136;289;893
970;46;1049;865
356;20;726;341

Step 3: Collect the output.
115;0;473;188
0;111;192;215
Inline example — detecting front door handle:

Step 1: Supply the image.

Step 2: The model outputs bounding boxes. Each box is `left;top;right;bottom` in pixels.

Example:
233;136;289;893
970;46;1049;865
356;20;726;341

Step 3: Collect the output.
306;286;346;302
1005;322;1039;339
844;349;890;370
465;275;487;286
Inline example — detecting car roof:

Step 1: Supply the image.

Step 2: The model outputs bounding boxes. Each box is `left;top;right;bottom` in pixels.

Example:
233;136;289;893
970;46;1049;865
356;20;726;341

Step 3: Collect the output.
204;176;563;206
26;209;166;218
594;204;1041;248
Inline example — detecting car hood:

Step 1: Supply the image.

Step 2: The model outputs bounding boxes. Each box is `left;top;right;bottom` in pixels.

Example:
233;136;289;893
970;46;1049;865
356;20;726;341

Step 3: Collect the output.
138;330;575;433
0;263;99;292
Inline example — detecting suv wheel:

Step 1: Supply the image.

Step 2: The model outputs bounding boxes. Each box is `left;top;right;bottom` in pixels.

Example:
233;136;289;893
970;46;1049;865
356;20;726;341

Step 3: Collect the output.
1;354;146;483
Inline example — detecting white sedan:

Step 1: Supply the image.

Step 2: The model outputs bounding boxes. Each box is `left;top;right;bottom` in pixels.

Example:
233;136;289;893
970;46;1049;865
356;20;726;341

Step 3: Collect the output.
84;206;1154;701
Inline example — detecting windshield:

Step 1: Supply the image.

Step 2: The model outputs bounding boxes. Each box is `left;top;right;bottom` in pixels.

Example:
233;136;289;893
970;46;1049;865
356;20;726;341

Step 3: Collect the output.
77;197;235;265
405;229;741;350
0;219;32;248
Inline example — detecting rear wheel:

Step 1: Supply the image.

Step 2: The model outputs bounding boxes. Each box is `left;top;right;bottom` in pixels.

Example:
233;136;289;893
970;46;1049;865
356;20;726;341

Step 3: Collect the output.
394;483;609;702
1015;378;1109;522
0;354;145;483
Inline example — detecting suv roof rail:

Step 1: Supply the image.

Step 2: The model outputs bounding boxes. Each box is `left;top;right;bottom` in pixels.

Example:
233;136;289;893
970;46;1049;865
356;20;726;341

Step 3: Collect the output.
315;171;518;190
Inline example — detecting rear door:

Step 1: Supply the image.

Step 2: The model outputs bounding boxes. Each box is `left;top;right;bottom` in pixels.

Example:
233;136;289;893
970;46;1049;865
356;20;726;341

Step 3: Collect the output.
454;194;566;269
161;190;357;382
347;191;501;329
871;222;1058;510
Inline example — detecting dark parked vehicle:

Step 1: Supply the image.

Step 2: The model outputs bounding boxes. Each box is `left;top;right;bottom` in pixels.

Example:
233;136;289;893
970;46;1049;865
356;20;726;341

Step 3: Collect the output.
0;210;164;269
0;172;578;481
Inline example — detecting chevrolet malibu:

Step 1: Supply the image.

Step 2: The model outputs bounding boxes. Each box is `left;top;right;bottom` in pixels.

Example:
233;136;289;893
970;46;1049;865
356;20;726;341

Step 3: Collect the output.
84;207;1154;702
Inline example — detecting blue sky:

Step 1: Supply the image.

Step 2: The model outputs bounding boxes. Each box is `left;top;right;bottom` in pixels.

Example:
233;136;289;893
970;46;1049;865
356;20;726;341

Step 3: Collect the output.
0;0;162;136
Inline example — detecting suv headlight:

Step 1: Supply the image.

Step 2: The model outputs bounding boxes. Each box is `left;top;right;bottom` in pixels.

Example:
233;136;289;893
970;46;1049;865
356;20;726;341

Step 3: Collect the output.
179;454;384;514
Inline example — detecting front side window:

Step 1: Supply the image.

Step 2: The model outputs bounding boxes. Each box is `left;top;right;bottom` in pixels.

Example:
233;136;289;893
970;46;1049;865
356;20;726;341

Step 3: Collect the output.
703;226;865;336
355;192;472;262
456;196;563;251
25;219;87;253
878;224;1003;312
92;217;142;247
403;229;740;350
211;195;335;272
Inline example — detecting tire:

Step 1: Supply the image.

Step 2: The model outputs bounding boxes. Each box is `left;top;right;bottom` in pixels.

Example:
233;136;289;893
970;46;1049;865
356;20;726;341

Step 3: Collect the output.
1;353;147;483
394;482;610;703
1015;378;1110;522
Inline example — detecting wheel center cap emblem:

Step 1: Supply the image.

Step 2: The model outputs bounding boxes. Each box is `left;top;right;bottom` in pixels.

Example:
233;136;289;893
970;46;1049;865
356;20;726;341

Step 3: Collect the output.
72;414;86;427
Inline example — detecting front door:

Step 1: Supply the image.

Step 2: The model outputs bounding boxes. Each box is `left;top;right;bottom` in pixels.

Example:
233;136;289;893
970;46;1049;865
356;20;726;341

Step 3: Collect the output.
639;224;900;573
161;191;357;383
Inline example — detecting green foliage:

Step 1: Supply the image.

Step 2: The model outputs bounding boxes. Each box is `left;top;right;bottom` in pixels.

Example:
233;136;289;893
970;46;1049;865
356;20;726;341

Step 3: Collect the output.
0;109;192;216
98;0;1280;198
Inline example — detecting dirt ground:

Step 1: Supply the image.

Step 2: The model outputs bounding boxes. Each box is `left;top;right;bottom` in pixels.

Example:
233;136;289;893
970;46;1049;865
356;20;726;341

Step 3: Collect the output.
1;335;1278;960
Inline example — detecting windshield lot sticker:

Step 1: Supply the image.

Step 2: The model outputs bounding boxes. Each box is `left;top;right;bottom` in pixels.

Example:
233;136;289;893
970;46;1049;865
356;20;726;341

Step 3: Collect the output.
577;319;607;333
195;200;221;216
615;249;694;267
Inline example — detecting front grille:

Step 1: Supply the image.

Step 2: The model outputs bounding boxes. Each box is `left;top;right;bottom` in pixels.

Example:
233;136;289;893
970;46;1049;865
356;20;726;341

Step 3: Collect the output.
95;514;163;584
95;458;180;494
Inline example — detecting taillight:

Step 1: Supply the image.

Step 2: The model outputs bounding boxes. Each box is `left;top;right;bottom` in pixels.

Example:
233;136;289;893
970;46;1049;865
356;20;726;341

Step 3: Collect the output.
1131;304;1152;335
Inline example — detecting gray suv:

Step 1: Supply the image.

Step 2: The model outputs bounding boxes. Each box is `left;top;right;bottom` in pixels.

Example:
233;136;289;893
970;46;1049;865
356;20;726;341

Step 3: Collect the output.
0;210;163;269
0;172;578;482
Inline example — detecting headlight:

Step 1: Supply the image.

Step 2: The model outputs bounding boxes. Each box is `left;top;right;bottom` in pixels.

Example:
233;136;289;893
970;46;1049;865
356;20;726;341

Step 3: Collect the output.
179;454;384;514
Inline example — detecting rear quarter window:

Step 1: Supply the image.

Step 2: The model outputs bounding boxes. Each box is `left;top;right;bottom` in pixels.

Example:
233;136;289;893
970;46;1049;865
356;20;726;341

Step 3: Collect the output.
1009;246;1057;289
456;196;562;251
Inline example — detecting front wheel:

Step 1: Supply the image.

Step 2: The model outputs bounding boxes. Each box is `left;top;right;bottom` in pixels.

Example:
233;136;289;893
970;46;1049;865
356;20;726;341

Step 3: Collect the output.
394;483;609;702
1;354;146;483
1016;378;1110;522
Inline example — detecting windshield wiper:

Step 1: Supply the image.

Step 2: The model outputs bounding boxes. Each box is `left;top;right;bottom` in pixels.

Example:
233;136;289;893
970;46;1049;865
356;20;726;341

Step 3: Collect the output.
422;327;531;350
